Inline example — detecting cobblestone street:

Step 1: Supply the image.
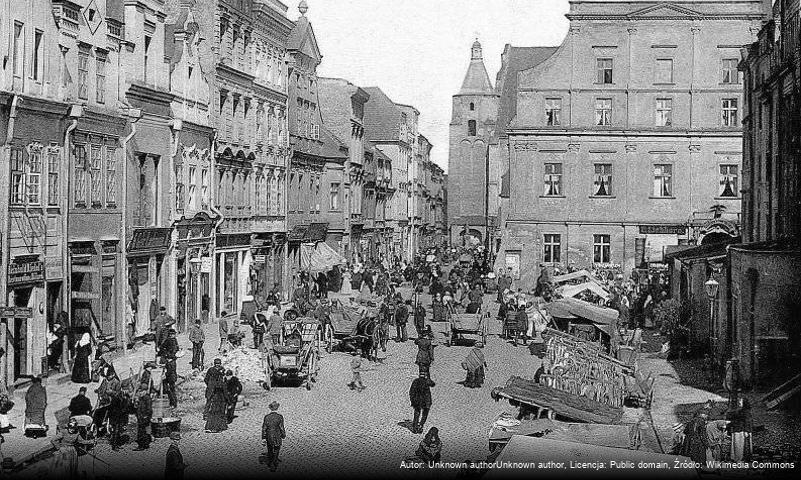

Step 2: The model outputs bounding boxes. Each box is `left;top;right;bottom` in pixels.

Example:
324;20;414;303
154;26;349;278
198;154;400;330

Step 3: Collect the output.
15;295;543;479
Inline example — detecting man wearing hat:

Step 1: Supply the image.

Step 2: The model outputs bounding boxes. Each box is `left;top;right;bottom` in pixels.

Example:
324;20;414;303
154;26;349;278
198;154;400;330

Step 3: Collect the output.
262;401;285;472
133;381;152;451
188;319;205;370
153;306;174;359
224;370;242;424
165;432;186;479
163;331;179;408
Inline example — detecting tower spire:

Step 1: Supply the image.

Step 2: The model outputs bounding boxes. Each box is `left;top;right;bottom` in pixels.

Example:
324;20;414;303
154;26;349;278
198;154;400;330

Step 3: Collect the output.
459;39;494;95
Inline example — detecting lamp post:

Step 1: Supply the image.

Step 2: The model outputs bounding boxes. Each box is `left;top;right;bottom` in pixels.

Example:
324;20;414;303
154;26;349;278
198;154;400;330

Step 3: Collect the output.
705;276;720;357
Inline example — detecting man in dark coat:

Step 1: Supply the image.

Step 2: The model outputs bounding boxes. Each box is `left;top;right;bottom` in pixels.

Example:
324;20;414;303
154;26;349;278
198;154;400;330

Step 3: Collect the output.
188;319;205;370
468;283;483;306
133;383;152;451
224;370;242;424
68;387;92;417
265;284;280;307
415;328;435;383
316;272;328;299
262;401;286;472
161;330;180;408
153;306;174;357
409;373;435;434
681;410;709;463
204;359;226;419
395;300;410;342
165;432;186;479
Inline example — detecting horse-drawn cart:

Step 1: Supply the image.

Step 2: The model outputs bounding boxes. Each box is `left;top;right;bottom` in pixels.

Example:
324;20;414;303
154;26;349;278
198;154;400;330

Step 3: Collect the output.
264;317;321;390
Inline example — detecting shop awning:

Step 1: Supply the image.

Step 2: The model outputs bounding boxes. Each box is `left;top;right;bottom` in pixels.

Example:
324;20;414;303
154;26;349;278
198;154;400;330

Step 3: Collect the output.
300;242;346;273
305;222;329;242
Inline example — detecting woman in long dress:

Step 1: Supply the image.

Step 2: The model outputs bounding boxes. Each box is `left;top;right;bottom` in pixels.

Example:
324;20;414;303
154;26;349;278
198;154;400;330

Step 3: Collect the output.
71;333;92;384
204;385;228;433
340;268;353;295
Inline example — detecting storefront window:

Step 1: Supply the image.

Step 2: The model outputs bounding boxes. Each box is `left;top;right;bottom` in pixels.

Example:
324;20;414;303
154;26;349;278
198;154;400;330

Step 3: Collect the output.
224;252;238;314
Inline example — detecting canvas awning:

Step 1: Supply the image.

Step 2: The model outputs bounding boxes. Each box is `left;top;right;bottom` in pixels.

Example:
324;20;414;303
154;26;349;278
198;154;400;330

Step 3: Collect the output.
545;297;618;325
301;242;346;273
557;281;611;301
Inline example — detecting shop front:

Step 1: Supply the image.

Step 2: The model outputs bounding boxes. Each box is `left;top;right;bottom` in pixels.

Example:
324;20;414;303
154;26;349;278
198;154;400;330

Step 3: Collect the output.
174;213;217;326
4;256;46;380
250;233;286;302
215;233;252;317
126;228;173;339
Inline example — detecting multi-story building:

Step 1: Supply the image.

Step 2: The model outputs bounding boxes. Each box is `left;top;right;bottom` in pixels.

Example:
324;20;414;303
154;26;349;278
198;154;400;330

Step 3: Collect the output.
397;103;420;260
363;87;410;263
497;0;764;289
448;40;499;247
318;77;371;262
730;0;800;385
286;1;348;285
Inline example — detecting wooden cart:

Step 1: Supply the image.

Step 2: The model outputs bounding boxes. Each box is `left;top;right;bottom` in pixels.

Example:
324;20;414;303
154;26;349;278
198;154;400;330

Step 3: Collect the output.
449;312;488;346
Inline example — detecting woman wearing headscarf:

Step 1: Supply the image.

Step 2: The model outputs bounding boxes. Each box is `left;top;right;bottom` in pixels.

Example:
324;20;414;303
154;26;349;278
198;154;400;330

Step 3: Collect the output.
71;333;92;384
461;345;487;388
416;427;442;464
204;382;228;433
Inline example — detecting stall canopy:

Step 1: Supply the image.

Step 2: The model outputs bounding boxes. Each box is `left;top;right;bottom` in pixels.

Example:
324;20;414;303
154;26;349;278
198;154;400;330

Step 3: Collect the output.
557;281;610;301
545;297;618;325
301;242;346;273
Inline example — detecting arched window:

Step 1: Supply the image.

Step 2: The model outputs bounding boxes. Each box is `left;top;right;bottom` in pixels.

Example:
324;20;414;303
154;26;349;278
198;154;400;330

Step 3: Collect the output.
468;120;477;136
469;102;475;111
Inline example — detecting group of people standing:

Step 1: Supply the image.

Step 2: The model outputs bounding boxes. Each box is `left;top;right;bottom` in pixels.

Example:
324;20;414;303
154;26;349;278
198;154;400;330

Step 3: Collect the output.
679;398;753;464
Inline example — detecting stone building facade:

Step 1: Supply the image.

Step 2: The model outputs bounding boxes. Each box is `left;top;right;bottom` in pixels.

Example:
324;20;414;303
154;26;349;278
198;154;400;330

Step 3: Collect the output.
499;0;764;289
730;0;800;386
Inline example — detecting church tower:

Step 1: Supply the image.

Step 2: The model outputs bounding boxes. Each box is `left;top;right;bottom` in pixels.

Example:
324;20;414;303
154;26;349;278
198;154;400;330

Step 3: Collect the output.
448;40;499;245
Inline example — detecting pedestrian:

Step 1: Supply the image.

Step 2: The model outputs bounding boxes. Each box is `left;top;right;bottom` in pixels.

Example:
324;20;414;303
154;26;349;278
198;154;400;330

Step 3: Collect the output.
164;355;178;409
413;302;426;337
225;369;242;424
252;313;266;350
706;419;728;462
416;427;442;463
681;409;710;463
153;306;174;357
409;373;435;434
262;401;286;472
24;376;47;430
727;397;753;461
516;304;529;345
133;383;152;451
431;293;445;322
188;319;205;370
204;382;228;433
415;327;435;383
395;300;410;342
165;432;187;480
68;387;92;417
107;377;129;451
316;271;328;299
266;284;280;307
218;311;229;354
204;358;226;419
159;328;180;360
71;332;92;384
462;344;487;388
349;351;366;391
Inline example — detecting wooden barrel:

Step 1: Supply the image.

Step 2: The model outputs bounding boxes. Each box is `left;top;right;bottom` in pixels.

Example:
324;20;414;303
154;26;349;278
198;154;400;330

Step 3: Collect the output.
151;417;181;438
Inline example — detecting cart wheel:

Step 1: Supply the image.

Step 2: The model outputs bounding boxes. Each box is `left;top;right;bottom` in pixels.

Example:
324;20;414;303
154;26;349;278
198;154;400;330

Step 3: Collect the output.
325;325;334;353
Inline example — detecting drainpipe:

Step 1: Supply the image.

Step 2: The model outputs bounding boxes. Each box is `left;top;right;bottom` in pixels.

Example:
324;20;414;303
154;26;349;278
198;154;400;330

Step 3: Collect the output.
208;131;225;313
60;109;80;365
168;119;183;319
120;108;141;353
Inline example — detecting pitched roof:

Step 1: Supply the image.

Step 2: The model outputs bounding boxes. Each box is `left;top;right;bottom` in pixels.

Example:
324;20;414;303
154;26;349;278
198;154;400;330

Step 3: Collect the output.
496;46;558;134
287;14;321;61
320;126;348;160
363;87;401;143
459;40;494;95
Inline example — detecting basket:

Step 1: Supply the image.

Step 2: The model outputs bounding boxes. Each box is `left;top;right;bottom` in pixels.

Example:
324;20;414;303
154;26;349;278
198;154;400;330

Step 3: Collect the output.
151;417;181;438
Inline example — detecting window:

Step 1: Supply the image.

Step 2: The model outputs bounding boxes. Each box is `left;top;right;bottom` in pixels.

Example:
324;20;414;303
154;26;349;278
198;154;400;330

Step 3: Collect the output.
543;163;563;196
543;234;561;263
593;234;611;263
469;102;475;111
13;22;23;77
175;161;184;212
467;120;476;136
722;59;739;84
48;149;59;206
719;165;739;197
330;182;340;210
105;147;116;205
593;163;612;196
9;148;25;204
722;98;738;127
74;144;87;206
595;98;612;126
265;175;272;214
596;58;613;84
545;98;561;126
201;168;209;208
77;51;89;100
653;164;673;197
33;30;43;81
144;36;151;83
90;145;102;205
96;56;106;104
655;58;673;83
188;166;197;210
27;147;41;204
656;98;673;127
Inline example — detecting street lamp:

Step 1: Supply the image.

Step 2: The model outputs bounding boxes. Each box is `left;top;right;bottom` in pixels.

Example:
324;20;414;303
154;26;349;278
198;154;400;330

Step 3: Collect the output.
705;276;720;356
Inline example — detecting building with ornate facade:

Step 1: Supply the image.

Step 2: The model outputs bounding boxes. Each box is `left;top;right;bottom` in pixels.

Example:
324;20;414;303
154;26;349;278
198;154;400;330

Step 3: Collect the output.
496;0;764;289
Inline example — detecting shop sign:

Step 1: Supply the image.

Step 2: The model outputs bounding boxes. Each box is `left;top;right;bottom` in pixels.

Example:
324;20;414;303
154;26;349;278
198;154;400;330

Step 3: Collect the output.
128;228;173;254
0;307;33;318
200;257;212;273
253;255;267;263
8;256;44;286
45;257;62;279
639;225;686;235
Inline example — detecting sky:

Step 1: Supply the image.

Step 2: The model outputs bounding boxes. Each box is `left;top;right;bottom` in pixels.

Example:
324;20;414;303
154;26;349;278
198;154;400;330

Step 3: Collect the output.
287;0;571;172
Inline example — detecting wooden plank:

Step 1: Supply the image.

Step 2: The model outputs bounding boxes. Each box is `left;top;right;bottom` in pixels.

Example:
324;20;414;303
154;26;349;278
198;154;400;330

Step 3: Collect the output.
761;373;801;405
